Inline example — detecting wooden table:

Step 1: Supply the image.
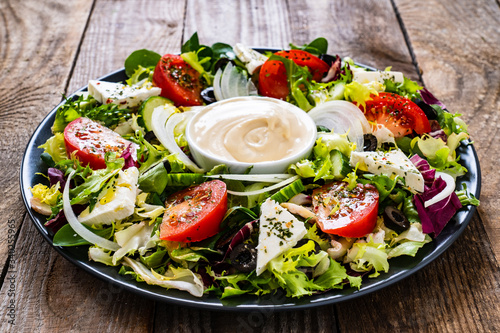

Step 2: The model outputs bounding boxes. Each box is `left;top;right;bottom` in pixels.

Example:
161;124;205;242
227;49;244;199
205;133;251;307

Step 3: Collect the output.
1;0;498;331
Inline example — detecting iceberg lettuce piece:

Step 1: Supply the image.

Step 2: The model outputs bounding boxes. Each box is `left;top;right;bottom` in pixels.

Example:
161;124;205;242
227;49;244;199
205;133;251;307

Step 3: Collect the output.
39;133;68;163
122;257;204;297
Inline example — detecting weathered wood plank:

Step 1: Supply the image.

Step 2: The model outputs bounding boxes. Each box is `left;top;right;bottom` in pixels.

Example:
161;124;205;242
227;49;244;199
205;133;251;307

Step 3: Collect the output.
183;0;292;49
0;215;154;331
287;0;418;80
0;0;187;331
0;0;93;272
394;0;500;255
336;213;499;332
67;0;187;93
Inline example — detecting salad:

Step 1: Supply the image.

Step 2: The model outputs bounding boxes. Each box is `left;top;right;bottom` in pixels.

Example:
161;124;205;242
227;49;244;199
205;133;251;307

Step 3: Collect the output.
29;33;479;299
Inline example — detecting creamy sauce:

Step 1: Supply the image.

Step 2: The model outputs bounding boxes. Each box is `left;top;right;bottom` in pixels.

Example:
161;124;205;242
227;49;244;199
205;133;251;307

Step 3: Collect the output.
189;97;314;163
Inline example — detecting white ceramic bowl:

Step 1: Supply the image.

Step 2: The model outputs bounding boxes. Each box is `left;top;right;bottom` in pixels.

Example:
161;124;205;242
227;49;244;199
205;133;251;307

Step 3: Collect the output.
186;96;317;174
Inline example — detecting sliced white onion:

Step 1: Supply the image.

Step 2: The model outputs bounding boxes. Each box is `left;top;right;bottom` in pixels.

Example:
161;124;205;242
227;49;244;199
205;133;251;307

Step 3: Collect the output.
213;68;224;101
308;100;371;151
246;79;258;96
220;62;233;99
205;173;293;183
63;171;120;251
424;172;456;208
151;109;205;173
212;62;255;101
227;175;299;196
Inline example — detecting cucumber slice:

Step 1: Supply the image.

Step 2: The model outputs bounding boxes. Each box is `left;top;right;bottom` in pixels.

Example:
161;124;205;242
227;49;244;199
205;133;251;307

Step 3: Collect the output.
330;149;352;178
139;96;173;131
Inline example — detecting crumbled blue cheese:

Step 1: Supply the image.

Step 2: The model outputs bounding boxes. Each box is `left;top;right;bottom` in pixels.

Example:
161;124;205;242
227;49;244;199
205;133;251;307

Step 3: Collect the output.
88;80;161;109
349;149;424;193
234;43;269;74
78;167;139;225
256;198;307;275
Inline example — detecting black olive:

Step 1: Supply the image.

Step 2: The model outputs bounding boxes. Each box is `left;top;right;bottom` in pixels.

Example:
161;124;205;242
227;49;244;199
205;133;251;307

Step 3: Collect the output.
363;134;378;151
316;125;330;133
229;243;257;273
383;206;410;233
144;130;156;143
294;239;321;254
318;54;337;66
414;98;438;120
201;87;216;104
213;58;232;74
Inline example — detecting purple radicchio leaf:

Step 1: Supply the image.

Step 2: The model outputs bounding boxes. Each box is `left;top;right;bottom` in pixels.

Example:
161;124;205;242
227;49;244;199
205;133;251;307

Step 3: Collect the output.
410;154;436;188
121;144;138;170
413;176;462;236
48;167;66;189
45;204;86;233
418;87;447;109
321;55;342;83
220;219;258;262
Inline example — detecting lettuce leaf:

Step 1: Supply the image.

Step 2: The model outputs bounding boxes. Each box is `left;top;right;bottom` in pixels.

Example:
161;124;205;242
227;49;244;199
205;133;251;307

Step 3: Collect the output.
343;81;378;108
39;133;68;163
411;134;468;178
345;238;389;278
122;257;205;297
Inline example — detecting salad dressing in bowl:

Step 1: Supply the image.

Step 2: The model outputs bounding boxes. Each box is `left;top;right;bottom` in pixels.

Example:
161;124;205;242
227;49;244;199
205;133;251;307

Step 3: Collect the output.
186;96;317;173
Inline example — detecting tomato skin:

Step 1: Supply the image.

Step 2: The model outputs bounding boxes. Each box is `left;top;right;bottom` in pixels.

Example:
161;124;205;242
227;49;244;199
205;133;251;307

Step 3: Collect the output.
63;117;135;169
359;92;431;138
312;182;379;238
258;50;329;99
153;54;203;107
258;60;290;99
160;180;228;242
275;50;329;82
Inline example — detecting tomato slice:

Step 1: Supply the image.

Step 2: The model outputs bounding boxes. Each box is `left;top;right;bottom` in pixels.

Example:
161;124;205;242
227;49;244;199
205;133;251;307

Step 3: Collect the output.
359;92;431;138
160;180;228;242
258;60;290;99
64;117;135;169
312;181;379;238
275;50;330;82
153;54;203;107
258;50;329;100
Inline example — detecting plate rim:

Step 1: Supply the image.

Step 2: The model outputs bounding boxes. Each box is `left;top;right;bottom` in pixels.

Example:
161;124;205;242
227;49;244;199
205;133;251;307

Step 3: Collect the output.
19;63;481;312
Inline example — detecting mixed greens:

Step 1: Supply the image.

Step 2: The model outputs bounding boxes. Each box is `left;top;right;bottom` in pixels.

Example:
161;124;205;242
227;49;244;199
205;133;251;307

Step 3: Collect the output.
29;33;479;300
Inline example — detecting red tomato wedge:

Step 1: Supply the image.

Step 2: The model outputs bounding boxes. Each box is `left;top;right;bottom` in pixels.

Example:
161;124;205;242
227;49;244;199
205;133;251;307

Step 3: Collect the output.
258;50;329;100
312;181;379;238
160;180;228;242
258;60;290;99
64;117;135;169
359;92;431;138
153;54;203;107
275;50;330;82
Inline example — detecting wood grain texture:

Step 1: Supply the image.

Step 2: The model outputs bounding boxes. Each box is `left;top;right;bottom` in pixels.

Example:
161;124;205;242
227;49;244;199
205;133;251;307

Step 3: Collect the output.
67;0;187;93
2;0;498;331
287;0;418;80
183;0;291;48
0;0;187;331
394;0;500;258
336;214;499;332
0;215;154;332
0;0;93;270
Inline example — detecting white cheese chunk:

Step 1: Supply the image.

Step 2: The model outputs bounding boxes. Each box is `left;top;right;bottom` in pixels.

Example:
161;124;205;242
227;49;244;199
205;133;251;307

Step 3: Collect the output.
234;43;269;74
78;167;139;225
88;80;161;109
349;150;424;193
256;198;307;276
353;70;404;85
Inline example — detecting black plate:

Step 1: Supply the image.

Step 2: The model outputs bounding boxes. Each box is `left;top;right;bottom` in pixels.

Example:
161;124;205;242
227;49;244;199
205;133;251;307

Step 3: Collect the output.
20;67;481;311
